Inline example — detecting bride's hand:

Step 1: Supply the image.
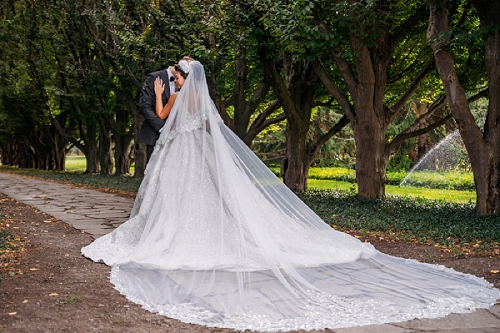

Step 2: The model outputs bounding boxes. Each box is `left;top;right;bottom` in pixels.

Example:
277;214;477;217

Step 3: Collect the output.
154;77;165;98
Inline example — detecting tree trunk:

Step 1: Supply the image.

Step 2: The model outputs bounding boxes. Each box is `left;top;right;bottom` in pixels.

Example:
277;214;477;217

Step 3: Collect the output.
99;122;113;174
351;39;389;198
233;42;248;139
54;130;67;171
133;136;146;178
259;52;317;192
473;0;500;214
114;132;132;175
0;143;18;166
281;119;311;192
113;79;136;176
18;137;35;169
128;84;146;178
354;115;387;198
85;145;99;174
428;0;500;214
82;120;99;173
414;100;429;158
132;100;146;178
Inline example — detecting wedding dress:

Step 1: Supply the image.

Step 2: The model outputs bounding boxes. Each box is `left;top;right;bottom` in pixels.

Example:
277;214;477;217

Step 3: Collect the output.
82;61;499;331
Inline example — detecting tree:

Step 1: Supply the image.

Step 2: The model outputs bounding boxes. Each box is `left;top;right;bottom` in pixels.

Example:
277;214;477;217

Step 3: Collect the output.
0;0;72;171
261;0;484;196
428;0;500;214
311;1;454;198
253;2;351;191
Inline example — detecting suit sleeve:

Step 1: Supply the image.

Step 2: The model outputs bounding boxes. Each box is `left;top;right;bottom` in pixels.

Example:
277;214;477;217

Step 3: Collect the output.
139;73;166;132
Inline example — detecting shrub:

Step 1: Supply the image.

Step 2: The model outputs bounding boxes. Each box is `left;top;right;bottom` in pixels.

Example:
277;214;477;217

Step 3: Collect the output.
298;189;500;247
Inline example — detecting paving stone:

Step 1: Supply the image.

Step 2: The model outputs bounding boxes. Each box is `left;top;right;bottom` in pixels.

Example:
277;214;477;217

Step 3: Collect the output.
333;324;408;333
444;329;500;333
394;308;500;331
486;304;500;318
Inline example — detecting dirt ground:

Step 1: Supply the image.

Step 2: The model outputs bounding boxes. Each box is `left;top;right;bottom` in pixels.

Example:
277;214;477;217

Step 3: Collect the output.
1;192;499;333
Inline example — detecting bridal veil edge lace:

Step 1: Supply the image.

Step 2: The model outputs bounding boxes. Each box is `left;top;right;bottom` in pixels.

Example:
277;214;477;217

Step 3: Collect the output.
82;61;499;332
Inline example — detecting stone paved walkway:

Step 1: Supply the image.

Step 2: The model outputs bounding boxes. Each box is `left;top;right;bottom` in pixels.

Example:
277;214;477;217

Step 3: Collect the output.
0;172;133;238
0;172;499;333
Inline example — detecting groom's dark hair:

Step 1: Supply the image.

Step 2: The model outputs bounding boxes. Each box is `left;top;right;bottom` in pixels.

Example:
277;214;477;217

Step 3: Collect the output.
180;56;195;62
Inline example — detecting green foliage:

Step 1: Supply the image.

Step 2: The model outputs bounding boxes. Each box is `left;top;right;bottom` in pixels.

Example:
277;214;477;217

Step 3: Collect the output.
298;189;500;247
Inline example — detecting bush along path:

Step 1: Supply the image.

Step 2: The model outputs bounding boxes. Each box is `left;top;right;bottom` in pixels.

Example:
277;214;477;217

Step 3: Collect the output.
298;190;500;256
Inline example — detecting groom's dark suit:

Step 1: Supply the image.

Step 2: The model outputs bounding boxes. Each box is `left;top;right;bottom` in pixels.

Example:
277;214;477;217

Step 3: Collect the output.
138;68;172;162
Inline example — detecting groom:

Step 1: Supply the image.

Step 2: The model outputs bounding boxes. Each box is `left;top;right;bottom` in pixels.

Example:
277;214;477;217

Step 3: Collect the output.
138;65;177;163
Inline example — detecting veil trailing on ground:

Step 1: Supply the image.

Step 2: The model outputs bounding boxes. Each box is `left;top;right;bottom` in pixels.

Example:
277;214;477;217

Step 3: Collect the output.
82;61;498;331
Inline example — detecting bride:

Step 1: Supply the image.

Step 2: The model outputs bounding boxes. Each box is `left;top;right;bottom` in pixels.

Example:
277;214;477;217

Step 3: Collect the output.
82;60;499;331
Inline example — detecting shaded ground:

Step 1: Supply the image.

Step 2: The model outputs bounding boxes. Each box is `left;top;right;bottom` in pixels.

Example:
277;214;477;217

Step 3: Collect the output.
0;192;499;332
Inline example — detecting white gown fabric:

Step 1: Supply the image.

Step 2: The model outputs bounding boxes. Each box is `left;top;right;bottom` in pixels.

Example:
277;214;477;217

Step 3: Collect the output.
82;61;499;332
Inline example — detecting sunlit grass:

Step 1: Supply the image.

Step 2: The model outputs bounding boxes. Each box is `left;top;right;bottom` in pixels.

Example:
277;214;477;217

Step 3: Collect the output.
65;155;87;172
65;155;135;174
307;179;476;204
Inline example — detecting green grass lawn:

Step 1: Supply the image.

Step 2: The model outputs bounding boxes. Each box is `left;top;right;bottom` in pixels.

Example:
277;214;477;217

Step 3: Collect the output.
307;179;476;203
65;155;87;172
65;155;135;174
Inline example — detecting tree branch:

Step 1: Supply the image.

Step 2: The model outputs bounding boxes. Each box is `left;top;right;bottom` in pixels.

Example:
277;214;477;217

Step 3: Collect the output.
386;114;452;156
46;107;86;153
245;79;271;120
309;115;350;163
386;88;489;157
313;58;356;123
259;50;300;121
387;61;434;124
251;100;281;130
245;112;286;145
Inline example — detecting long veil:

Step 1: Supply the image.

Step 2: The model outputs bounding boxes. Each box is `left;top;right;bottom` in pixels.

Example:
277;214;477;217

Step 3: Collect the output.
82;61;499;331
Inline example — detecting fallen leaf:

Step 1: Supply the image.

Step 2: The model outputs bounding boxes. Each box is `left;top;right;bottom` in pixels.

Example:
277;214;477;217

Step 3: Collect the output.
48;293;59;297
490;270;499;274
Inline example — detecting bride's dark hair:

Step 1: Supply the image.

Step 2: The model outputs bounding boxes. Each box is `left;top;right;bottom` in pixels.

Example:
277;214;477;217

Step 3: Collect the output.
174;63;189;79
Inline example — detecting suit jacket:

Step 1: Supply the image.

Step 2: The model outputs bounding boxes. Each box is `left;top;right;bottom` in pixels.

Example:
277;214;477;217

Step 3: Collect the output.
138;68;172;146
